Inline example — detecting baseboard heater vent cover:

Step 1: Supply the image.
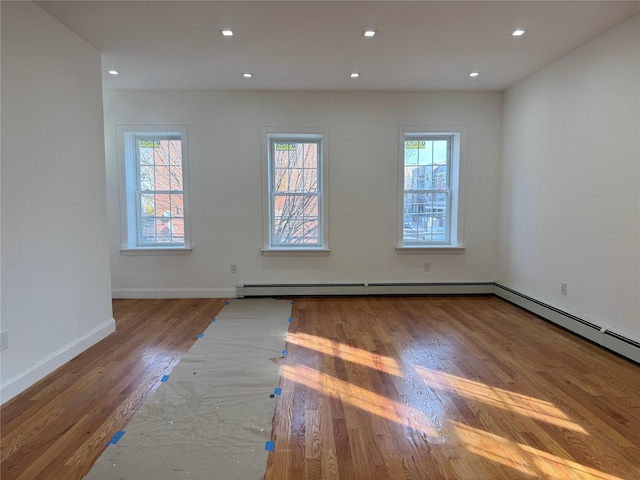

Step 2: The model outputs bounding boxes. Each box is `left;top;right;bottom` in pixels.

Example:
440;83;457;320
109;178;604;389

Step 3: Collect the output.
237;282;495;298
494;283;640;365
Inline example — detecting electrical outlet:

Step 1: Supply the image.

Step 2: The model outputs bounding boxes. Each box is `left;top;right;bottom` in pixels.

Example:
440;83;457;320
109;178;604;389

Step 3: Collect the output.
424;262;431;272
561;282;567;296
230;264;238;274
1;331;8;351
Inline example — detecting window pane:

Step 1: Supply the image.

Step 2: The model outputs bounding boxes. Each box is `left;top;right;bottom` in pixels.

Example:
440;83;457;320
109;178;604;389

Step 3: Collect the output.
273;142;318;193
170;218;185;244
403;193;425;242
434;168;447;189
169;140;182;165
433;140;448;163
138;146;154;165
139;166;155;190
403;192;448;243
405;140;432;167
169;165;183;191
429;192;448;242
274;167;289;192
156;215;173;243
141;217;157;244
155;165;171;190
155;193;171;217
154;141;170;165
140;194;155;217
273;194;319;245
405;166;431;190
169;194;184;217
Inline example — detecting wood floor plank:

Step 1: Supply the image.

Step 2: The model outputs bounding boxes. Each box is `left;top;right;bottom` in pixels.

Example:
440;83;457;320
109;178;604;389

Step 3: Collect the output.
2;296;639;480
1;298;225;480
264;296;640;480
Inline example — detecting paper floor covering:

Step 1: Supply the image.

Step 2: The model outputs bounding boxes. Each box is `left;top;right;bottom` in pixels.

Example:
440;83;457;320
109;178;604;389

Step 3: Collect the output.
84;298;292;480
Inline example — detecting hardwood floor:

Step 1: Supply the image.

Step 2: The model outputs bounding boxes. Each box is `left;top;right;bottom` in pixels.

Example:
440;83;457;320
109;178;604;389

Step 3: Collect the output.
1;296;639;479
1;298;226;480
264;296;640;480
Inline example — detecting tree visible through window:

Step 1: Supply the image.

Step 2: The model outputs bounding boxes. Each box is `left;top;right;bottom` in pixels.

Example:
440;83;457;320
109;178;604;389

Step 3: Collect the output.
263;129;328;251
271;139;320;245
136;137;185;245
118;126;190;250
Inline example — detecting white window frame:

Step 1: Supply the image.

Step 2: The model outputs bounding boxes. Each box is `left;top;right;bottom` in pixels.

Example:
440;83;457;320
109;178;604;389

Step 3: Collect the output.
117;125;192;254
397;126;465;253
261;127;329;255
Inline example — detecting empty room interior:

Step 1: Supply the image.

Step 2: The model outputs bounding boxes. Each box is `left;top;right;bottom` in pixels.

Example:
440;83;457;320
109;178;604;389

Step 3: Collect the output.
1;1;639;479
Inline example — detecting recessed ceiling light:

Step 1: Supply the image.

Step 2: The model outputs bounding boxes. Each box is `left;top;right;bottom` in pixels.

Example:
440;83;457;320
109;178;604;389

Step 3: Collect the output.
242;72;253;78
107;70;119;76
350;72;360;78
468;71;480;77
363;30;376;37
221;29;234;37
511;29;527;36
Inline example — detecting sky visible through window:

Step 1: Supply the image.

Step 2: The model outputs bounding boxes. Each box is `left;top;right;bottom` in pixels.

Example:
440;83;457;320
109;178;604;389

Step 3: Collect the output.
403;139;449;244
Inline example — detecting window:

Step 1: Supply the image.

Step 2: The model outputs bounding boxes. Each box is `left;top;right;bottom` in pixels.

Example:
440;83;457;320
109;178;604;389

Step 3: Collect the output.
118;126;191;252
398;128;464;250
262;128;328;253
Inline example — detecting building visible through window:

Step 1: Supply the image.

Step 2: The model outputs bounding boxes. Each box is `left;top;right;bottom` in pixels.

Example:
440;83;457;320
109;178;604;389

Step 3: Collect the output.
136;137;185;245
399;130;462;248
263;128;328;252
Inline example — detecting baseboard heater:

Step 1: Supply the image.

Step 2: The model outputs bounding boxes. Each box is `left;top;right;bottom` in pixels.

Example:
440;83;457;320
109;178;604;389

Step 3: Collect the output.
494;283;640;365
236;281;640;365
237;282;495;298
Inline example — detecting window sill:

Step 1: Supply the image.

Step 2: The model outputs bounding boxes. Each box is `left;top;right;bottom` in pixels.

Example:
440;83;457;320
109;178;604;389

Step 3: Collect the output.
120;247;193;256
261;248;330;257
396;245;465;254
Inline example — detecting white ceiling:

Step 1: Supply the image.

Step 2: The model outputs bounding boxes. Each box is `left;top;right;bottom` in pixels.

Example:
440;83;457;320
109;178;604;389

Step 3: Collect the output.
37;1;639;91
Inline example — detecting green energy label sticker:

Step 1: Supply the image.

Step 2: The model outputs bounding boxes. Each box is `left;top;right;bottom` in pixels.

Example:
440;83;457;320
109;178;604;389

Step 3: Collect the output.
275;143;297;151
406;141;426;149
139;140;162;148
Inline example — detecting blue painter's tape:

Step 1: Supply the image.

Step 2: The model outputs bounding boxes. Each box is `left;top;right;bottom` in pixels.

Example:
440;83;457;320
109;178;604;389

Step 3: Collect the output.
265;441;275;451
290;301;294;304
108;431;125;445
161;374;170;382
281;350;288;356
197;333;205;339
225;302;230;305
274;387;282;395
211;318;216;323
288;317;294;323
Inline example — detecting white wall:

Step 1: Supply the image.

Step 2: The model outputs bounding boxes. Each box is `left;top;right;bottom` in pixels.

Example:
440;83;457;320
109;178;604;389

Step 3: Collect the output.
103;91;503;295
0;2;114;402
499;15;640;343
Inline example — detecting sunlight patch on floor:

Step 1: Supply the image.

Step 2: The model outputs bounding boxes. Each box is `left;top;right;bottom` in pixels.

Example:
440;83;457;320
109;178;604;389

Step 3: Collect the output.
286;333;402;376
452;422;623;480
416;366;587;433
281;364;440;438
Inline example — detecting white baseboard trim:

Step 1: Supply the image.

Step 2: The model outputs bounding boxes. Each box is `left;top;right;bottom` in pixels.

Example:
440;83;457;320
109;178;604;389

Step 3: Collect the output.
494;283;640;365
112;288;236;299
0;318;116;404
237;282;495;298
